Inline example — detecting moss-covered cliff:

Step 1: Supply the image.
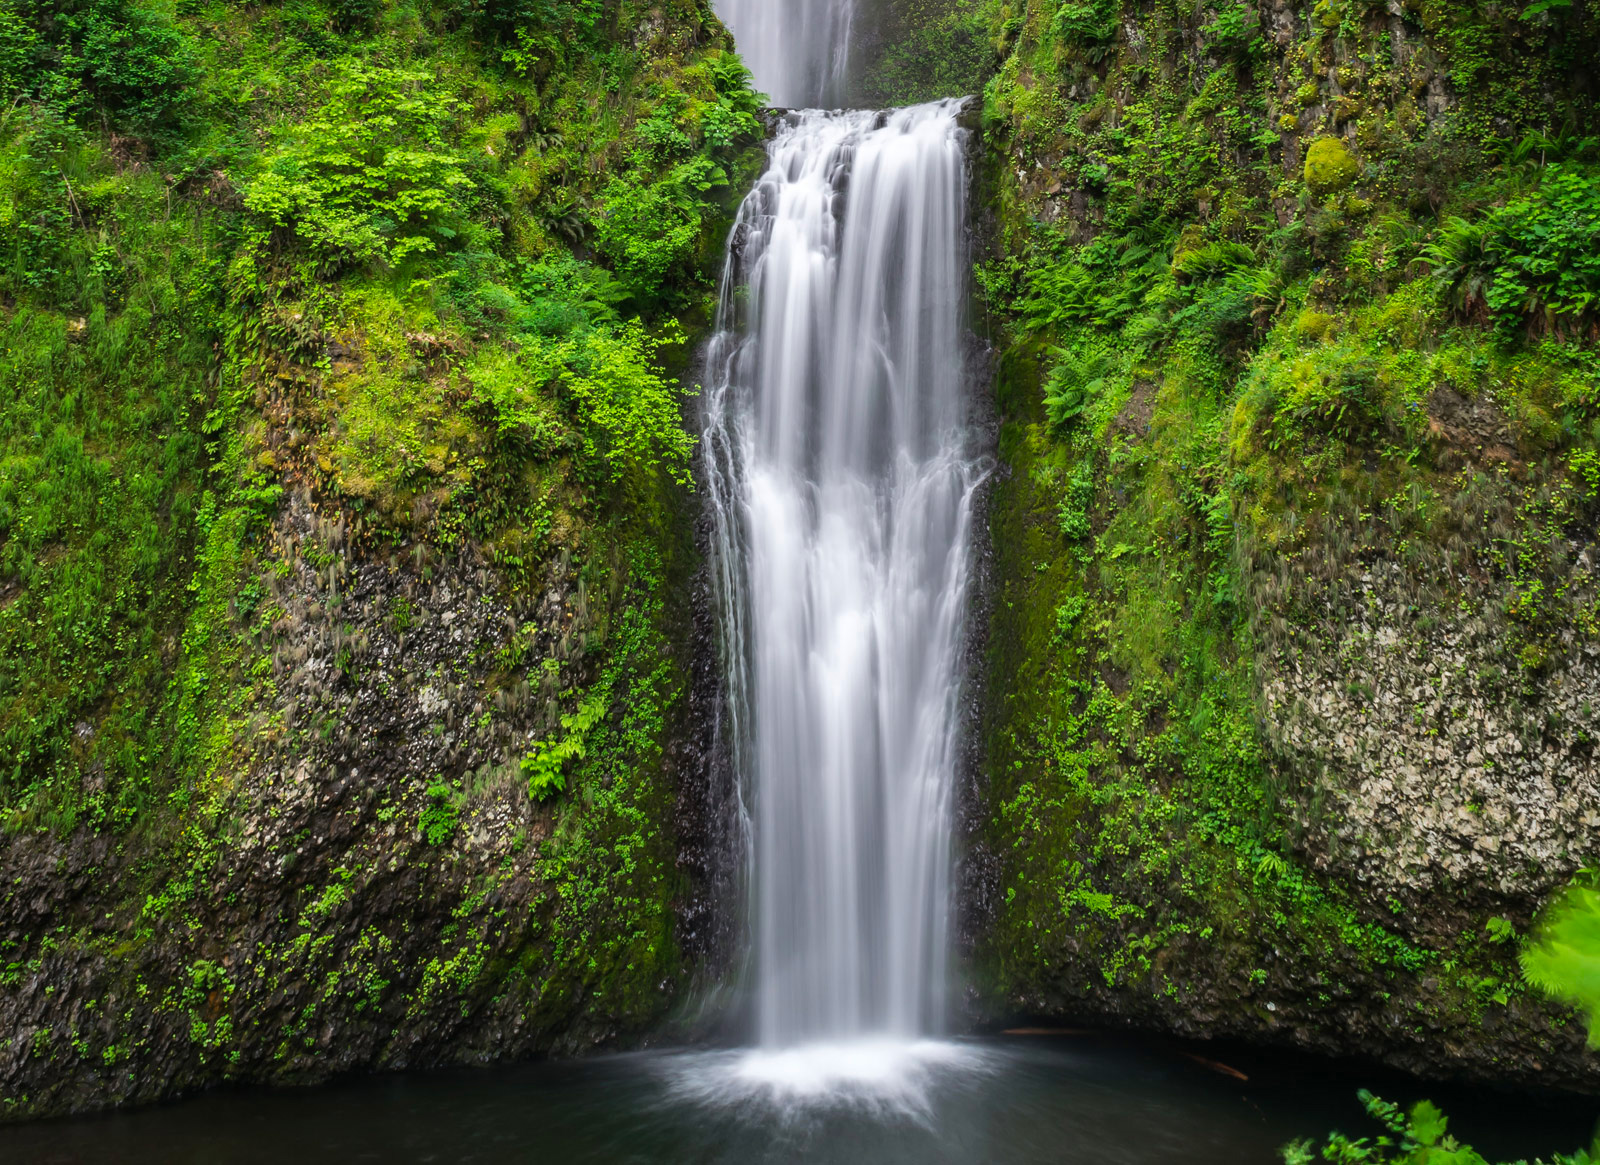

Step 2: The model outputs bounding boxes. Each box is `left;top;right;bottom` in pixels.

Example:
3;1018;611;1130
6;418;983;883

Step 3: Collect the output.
0;0;757;1120
965;0;1600;1090
6;0;1600;1127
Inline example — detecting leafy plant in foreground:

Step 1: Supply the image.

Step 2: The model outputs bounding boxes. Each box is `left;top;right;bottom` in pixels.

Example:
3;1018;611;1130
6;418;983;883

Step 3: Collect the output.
1521;881;1600;1046
1282;1091;1597;1164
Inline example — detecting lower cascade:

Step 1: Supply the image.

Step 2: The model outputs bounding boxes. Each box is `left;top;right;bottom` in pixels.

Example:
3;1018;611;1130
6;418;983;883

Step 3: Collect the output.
704;101;983;1063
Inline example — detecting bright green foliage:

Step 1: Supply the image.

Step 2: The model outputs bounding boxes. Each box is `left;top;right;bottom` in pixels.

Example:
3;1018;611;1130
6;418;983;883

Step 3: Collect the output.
556;323;698;488
1428;165;1600;327
1282;1091;1597;1164
1521;883;1600;1046
1043;343;1119;432
1202;0;1265;59
581;55;761;303
419;780;462;845
594;155;729;300
243;62;478;268
522;687;609;802
1052;0;1119;47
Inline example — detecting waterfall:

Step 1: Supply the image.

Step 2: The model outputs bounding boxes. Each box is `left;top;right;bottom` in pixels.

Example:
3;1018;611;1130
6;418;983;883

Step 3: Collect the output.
714;0;855;108
703;102;981;1055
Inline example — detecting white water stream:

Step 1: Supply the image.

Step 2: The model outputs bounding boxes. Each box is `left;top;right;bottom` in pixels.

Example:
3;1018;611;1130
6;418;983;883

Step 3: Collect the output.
702;85;982;1090
714;0;855;108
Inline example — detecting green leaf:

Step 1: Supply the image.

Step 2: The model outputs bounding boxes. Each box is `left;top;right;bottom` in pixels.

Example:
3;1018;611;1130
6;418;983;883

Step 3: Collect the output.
1522;883;1600;1046
1521;0;1573;18
1408;1099;1448;1147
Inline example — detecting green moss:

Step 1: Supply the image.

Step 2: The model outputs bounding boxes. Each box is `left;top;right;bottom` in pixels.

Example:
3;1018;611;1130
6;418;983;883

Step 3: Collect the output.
1304;137;1360;195
972;0;1600;1057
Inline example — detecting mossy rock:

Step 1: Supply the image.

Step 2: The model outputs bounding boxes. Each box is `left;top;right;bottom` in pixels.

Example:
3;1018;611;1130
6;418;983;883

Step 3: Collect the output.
1293;310;1338;342
1304;137;1360;195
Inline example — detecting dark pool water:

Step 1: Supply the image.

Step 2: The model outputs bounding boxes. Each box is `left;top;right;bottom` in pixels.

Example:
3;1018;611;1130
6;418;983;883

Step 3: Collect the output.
2;1034;1593;1164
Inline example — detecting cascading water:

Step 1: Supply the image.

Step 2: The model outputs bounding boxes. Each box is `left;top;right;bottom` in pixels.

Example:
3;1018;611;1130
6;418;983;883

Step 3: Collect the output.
713;0;855;108
702;98;983;1081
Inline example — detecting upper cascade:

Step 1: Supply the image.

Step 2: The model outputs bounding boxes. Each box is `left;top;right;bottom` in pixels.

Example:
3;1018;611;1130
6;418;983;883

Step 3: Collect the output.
713;0;855;109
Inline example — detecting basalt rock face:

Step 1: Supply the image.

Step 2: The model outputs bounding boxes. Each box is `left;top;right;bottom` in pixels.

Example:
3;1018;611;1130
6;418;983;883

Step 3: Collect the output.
967;0;1600;1091
1257;394;1600;911
0;474;711;1120
1262;545;1600;907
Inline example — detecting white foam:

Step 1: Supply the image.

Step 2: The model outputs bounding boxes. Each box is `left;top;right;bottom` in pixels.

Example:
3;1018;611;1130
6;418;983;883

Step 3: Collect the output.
660;1040;993;1120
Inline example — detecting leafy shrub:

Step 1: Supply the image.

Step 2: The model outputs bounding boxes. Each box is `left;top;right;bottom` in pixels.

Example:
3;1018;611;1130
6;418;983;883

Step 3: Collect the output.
452;0;604;45
0;0;196;134
1569;448;1600;496
1202;1;1264;59
1058;460;1095;540
1051;0;1119;48
1282;1090;1597;1164
1019;260;1112;328
1479;167;1600;324
1044;344;1117;432
635;111;693;161
1173;264;1282;362
419;780;461;845
474;311;696;489
592;155;728;300
243;62;477;268
1019;236;1168;331
0;7;39;97
1428;167;1600;328
328;0;383;34
1423;215;1495;317
555;322;698;487
700;94;762;152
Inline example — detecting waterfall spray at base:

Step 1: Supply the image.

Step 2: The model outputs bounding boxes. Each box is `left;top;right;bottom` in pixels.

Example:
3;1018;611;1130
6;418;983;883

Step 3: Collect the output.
699;102;985;1103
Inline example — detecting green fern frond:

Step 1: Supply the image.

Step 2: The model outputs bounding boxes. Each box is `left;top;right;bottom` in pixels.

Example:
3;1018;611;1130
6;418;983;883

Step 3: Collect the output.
1521;884;1600;1047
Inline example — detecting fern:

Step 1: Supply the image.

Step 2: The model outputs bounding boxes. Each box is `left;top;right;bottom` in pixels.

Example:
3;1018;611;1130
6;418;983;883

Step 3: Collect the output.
1043;346;1116;432
1422;216;1494;317
522;687;611;803
1521;883;1600;1047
